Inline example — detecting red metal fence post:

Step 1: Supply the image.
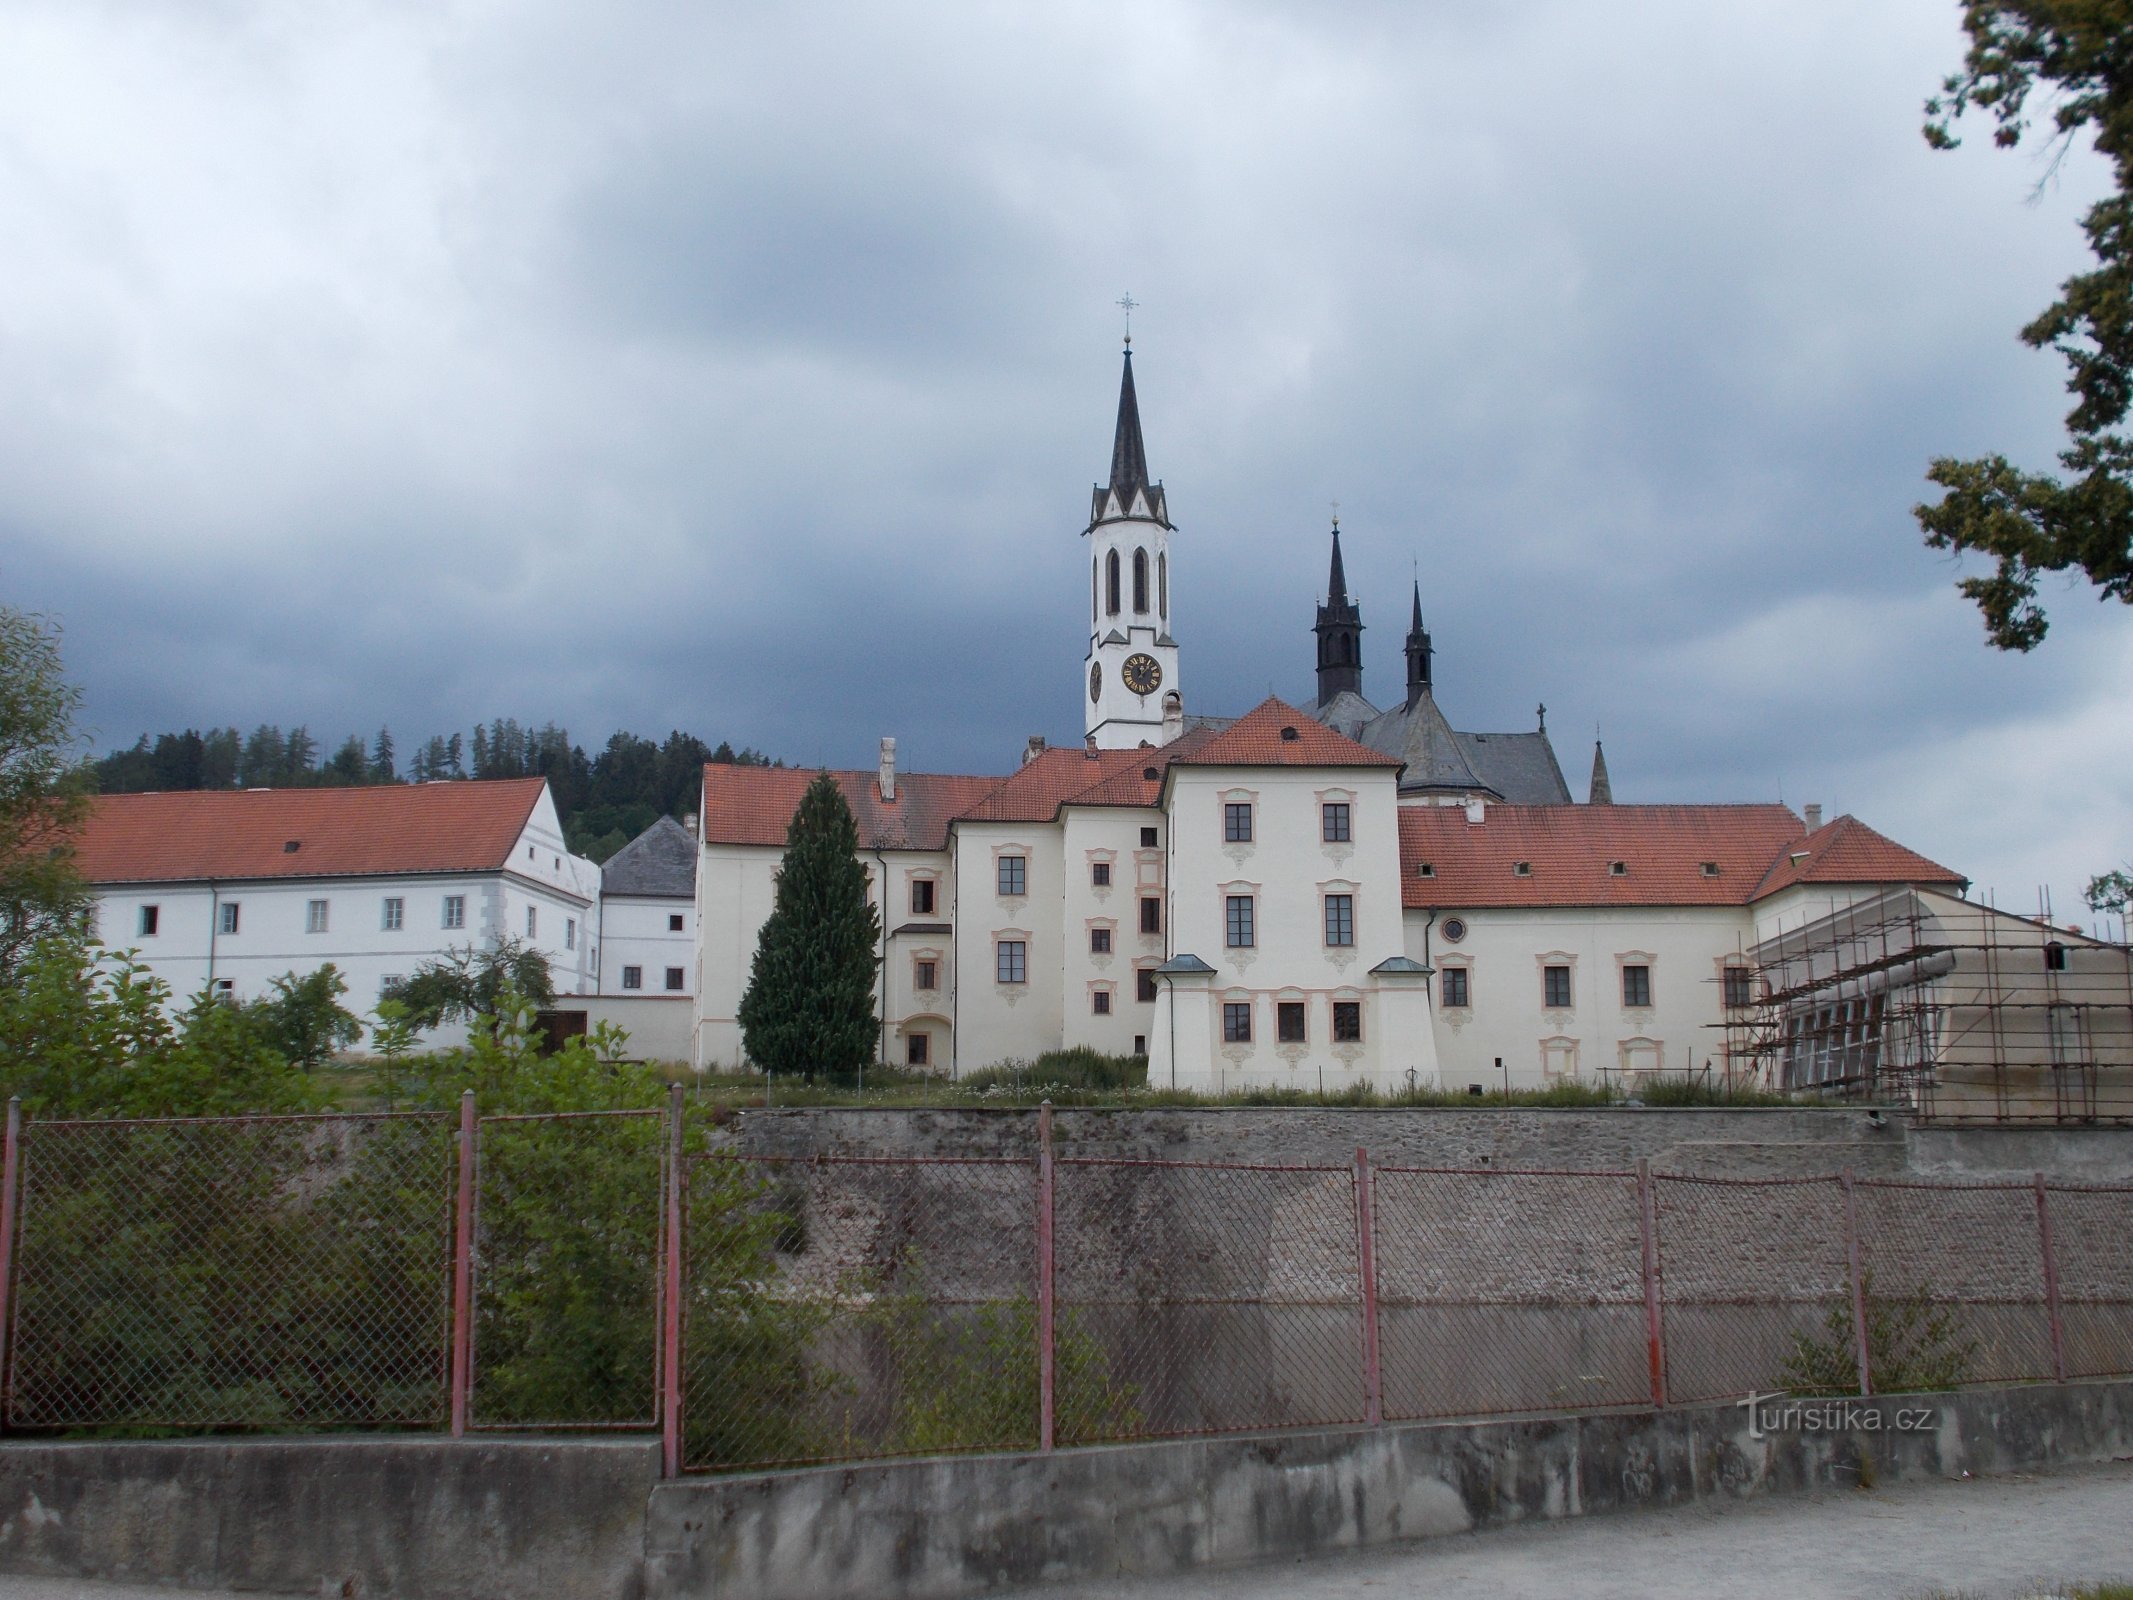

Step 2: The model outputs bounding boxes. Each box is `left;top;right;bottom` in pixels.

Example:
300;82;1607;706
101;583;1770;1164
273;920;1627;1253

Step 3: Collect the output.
1037;1100;1056;1453
2035;1172;2068;1383
450;1089;475;1437
662;1083;685;1478
1355;1146;1382;1427
0;1098;21;1433
1840;1168;1871;1397
1636;1159;1667;1408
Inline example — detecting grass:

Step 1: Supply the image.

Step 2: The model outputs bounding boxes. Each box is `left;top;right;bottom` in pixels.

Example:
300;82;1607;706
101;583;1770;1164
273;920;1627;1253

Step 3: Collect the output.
318;1054;1840;1113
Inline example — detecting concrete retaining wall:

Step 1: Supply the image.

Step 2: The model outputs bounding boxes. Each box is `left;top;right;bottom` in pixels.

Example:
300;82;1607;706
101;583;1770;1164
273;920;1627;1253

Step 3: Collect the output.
0;1435;659;1599
645;1378;2133;1600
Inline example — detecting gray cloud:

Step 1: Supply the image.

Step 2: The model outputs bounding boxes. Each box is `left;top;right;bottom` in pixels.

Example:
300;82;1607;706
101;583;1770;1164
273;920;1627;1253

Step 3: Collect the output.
1;0;2126;917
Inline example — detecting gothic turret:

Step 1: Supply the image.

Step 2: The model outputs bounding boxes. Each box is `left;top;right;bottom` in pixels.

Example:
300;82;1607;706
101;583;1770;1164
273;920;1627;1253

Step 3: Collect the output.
1313;524;1364;703
1402;580;1433;710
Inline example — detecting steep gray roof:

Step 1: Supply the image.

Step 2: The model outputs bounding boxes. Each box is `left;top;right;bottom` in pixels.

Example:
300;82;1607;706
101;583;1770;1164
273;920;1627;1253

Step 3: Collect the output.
1454;730;1573;805
1311;689;1380;741
1356;690;1484;792
601;815;698;898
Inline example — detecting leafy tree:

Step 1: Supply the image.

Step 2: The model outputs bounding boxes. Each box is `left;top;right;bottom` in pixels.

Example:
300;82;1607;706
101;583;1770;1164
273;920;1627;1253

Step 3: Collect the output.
1919;5;2133;648
1778;1273;1979;1395
737;773;880;1082
0;605;90;983
0;932;327;1117
381;936;554;1034
2087;866;2133;914
243;964;365;1067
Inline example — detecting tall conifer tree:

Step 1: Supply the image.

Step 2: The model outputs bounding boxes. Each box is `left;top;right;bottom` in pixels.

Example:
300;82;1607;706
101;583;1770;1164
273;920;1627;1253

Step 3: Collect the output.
737;773;880;1081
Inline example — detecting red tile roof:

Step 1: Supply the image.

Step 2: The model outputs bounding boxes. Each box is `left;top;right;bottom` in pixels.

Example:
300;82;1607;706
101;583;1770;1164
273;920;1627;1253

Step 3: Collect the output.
959;746;1149;823
1170;697;1402;770
1400;804;1967;910
1750;814;1967;900
72;779;549;885
699;765;1002;852
1400;804;1806;909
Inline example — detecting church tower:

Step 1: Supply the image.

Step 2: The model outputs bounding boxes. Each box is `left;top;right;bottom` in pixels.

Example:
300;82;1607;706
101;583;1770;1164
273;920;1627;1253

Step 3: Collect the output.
1312;522;1364;705
1084;342;1181;748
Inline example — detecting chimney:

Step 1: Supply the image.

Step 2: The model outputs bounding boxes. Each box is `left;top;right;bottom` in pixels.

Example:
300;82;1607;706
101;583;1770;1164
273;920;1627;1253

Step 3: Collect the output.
1804;803;1822;830
1085;732;1098;755
1160;694;1183;745
1464;797;1486;825
878;737;897;803
1024;735;1047;766
682;812;698;836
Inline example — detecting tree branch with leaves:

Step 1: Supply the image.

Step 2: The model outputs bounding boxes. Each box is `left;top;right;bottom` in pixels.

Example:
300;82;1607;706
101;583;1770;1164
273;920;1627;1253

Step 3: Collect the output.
1920;2;2133;648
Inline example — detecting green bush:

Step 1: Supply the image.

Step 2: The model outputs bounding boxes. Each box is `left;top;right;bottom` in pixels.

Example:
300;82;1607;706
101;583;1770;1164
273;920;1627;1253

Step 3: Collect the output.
1778;1274;1979;1396
963;1048;1147;1093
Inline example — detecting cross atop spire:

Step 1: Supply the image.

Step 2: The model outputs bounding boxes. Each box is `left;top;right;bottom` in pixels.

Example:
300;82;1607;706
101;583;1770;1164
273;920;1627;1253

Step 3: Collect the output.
1116;292;1138;346
1326;521;1351;606
1089;342;1169;529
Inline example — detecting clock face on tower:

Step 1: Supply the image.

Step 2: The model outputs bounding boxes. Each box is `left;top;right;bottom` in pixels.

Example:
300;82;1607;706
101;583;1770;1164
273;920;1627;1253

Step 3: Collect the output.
1121;653;1163;696
1089;662;1102;703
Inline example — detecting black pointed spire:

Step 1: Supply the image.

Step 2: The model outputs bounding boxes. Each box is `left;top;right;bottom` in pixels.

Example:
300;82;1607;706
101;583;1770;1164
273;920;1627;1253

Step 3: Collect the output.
1313;522;1364;704
1110;348;1148;498
1090;346;1170;528
1589;739;1614;805
1403;578;1433;710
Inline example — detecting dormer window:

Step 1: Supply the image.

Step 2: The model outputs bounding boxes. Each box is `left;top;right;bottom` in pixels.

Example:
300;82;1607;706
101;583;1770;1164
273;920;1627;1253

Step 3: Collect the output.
1513;861;1532;877
1280;725;1300;742
1416;862;1435;878
1700;862;1720;878
283;840;300;854
1609;861;1627;877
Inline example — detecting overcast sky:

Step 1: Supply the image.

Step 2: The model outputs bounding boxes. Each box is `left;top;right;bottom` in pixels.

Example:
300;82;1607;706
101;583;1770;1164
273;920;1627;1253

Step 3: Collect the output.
3;0;2127;924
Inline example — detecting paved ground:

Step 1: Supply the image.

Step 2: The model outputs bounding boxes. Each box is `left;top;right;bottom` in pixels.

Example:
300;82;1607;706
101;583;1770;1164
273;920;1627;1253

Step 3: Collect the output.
1022;1460;2133;1600
0;1461;2126;1599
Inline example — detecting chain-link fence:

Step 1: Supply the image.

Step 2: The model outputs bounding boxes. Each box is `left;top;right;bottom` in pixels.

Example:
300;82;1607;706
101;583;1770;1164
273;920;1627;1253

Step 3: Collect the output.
4;1100;2132;1473
9;1112;456;1429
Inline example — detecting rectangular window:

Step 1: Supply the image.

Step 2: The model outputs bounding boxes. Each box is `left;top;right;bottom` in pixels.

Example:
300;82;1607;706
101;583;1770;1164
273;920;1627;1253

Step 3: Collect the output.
668;913;685;932
1544;965;1572;1008
526;906;538;938
1623;964;1653;1008
442;894;466;930
1723;966;1754;1008
1222;1001;1253;1043
622;966;643;991
1322;802;1351;843
1091;861;1111;887
1332;1001;1362;1042
380;975;403;1001
907;1032;930;1067
916;959;938;990
1225;894;1255;949
1090;926;1112;954
138;904;159;937
997;856;1026;897
563;917;576;951
1140;897;1161;934
382;897;404;932
2045;942;2068;973
1276;1001;1306;1042
1324;893;1355;948
306;899;328;934
1442;967;1470;1008
1137;968;1158;1003
665;967;685;991
910;879;936;915
1140;826;1158;848
997;940;1027;984
1093;990;1112;1016
219;902;240;936
1224;802;1254;843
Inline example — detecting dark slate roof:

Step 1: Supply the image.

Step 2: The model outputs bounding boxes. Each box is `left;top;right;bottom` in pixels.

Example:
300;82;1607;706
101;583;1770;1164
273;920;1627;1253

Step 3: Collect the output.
1356;690;1484;792
601;815;698;898
1455;730;1573;806
1089;348;1172;529
1311;689;1379;741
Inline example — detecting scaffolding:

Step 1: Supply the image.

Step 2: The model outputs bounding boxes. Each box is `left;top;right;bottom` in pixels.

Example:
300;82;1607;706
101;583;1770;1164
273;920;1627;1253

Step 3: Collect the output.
1721;887;2133;1124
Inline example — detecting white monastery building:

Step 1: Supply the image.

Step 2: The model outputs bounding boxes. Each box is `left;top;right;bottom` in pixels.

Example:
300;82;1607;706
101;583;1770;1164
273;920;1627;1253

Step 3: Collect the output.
692;345;1974;1089
73;779;601;1032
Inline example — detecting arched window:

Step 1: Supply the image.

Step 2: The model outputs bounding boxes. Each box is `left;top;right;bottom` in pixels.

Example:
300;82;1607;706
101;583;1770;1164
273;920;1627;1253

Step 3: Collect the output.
1105;550;1121;616
1133;549;1149;613
1092;556;1099;621
1158;552;1167;618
